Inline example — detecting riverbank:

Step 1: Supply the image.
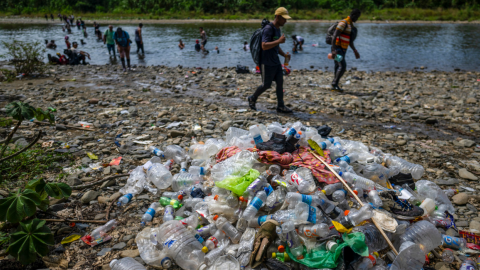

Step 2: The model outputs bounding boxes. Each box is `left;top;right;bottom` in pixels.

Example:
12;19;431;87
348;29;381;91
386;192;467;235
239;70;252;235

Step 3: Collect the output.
1;8;480;24
0;63;479;269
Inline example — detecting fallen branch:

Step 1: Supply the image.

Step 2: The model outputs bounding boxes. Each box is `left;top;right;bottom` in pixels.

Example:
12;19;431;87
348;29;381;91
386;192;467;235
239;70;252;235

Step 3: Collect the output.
71;173;129;190
42;218;107;224
0;131;42;163
106;198;116;221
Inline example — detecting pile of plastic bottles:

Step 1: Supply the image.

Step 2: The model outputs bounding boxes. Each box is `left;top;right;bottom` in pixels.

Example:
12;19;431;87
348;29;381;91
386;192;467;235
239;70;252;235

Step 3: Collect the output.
107;121;471;270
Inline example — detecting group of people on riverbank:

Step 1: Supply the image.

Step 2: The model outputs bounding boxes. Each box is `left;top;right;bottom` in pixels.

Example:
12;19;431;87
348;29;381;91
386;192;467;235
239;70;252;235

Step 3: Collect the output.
45;7;360;113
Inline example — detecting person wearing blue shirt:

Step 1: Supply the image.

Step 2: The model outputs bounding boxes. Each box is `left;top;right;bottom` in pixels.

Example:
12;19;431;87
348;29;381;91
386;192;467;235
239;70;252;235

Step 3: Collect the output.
114;27;132;71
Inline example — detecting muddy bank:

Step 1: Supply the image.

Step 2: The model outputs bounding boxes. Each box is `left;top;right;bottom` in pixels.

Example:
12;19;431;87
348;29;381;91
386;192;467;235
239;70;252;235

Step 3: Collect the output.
0;64;479;269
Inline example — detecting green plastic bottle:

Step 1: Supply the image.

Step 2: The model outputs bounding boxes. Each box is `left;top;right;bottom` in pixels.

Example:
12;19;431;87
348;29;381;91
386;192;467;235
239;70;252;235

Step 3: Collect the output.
272;252;290;262
159;197;183;210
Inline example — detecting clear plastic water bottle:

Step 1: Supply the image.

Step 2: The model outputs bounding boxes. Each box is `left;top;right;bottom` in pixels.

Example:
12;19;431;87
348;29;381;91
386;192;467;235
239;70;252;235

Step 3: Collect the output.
163;145;187;164
298;223;330;238
339;204;374;228
284;121;303;141
163;205;174;222
367;190;383;208
110;257;146;270
400;220;442;254
197;223;217;239
242;190;267;219
249;125;264;144
147;160;174;189
336;152;359;164
323;182;343;196
214;215;242;244
352;223;390;252
282;221;304;260
117;193;133;207
171;172;203;192
442;248;454;263
284;167;316;194
332;190;346;202
205;230;227;251
148;145;165;157
141;202;160;226
339;171;375;191
460;258;477;270
385;156;425;180
243;174;267;201
90;220;118;240
188;166;206;176
163;190;186;201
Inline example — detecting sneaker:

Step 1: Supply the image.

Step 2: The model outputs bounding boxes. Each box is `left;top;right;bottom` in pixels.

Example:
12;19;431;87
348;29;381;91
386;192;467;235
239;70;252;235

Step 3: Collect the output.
331;84;344;92
276;105;293;114
247;96;257;111
379;191;424;219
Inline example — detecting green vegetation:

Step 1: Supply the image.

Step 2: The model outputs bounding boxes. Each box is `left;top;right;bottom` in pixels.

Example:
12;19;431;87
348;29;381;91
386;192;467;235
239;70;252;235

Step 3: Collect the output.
1;0;480;21
0;41;46;76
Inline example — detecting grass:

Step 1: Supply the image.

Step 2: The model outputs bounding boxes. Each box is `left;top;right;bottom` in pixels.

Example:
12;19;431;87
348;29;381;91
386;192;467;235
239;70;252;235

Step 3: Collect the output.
0;145;74;189
1;8;480;21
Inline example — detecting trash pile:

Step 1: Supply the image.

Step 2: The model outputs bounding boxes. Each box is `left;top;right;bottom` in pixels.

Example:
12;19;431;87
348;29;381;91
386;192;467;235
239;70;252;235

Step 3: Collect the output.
101;121;473;270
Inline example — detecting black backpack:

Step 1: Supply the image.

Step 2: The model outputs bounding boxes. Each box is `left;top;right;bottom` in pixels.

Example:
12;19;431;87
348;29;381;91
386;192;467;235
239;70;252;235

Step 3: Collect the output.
249;19;271;66
325;22;338;45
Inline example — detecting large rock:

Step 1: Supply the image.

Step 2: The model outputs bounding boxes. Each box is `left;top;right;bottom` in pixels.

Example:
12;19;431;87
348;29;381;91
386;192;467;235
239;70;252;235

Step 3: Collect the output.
80;190;101;204
459;168;478;180
220;121;232;131
169;130;185;138
459;139;475;148
452;193;470;205
120;249;140;258
470;220;480;232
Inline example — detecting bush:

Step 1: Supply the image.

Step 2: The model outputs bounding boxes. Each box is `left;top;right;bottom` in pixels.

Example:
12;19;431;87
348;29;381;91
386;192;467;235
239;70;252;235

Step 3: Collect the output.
0;40;46;76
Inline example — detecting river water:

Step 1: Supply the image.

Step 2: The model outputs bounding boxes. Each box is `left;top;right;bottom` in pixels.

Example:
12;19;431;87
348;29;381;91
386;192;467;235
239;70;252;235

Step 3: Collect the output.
0;22;479;71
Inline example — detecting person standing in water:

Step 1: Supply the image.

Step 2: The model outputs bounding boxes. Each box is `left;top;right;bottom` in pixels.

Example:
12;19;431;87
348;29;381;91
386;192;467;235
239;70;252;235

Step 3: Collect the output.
291;35;304;51
104;25;116;58
330;9;361;92
50;14;54;21
199;27;207;51
114;27;132;71
247;7;292;113
65;36;71;49
178;39;185;49
135;23;144;55
45;14;48;21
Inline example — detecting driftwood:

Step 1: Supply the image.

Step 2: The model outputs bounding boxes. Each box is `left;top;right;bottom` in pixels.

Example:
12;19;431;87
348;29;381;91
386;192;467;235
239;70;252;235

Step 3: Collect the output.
71;174;129;190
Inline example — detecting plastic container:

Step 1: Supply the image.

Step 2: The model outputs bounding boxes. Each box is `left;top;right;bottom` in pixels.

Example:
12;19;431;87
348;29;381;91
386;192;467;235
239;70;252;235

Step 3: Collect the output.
242;190;266;219
141;202;160;226
284;167;316;194
367;190;383;208
298;223;330;238
163;145;187;164
420;198;436;217
171;172;203;192
110;257;146;270
399;220;442;254
90;220;117;240
442;248;454;263
352;223;390;252
339;171;375;191
117;193;133;207
214;215;242;244
323;182;343;196
147;161;173;189
163;205;174;222
148;145;165;157
459;258;477;270
442;234;468;251
385;156;425;179
281;221;304;259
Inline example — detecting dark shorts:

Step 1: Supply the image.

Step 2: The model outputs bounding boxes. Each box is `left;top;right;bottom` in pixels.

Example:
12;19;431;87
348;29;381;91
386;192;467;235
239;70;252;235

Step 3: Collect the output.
201;40;207;46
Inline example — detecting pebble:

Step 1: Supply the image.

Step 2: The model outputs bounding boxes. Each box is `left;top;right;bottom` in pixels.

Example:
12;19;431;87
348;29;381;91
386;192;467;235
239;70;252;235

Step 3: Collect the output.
112;242;127;250
80;190;101;204
120;249;140;258
459;168;478;181
97;248;112;256
452;193;470;205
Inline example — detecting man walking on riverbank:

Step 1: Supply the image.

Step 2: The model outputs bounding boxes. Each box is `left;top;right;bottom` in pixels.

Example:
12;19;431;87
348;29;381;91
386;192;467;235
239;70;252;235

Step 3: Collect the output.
331;9;361;91
135;23;144;55
248;7;292;113
200;27;207;51
104;25;116;58
114;27;132;71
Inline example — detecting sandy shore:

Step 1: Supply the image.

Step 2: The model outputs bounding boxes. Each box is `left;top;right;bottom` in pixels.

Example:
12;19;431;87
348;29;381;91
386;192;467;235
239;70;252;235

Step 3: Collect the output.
0;16;479;25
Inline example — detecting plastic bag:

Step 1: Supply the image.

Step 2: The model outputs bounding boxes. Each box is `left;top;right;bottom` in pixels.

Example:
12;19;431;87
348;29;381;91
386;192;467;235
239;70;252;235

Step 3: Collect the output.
285;232;367;268
215;169;260;196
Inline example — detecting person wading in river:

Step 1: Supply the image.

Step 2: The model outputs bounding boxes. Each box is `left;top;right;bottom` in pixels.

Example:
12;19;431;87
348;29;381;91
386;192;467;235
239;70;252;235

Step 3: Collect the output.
114;27;132;72
135;23;144;55
104;25;116;58
247;7;292;113
199;27;207;51
330;9;361;92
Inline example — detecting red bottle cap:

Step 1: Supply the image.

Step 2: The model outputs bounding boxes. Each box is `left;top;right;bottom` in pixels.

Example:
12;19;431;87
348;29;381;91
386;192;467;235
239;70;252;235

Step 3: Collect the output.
214;195;219;200
344;210;350;216
278;245;285;252
213;215;219;221
353;190;358;195
178;195;184;201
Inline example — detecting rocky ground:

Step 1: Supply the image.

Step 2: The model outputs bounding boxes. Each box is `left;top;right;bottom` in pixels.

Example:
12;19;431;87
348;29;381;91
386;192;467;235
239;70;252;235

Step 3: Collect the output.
0;63;479;270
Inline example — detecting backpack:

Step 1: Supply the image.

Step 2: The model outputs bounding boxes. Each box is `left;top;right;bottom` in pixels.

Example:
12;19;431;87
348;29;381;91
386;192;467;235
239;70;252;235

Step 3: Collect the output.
325;22;338;45
249;19;271;66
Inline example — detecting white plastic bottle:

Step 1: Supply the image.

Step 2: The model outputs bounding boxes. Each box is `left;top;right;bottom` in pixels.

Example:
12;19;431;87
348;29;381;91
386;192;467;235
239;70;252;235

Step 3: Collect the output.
163;205;174;222
214;215;242;244
147;160;174;189
110;257;146;270
141;202;160;226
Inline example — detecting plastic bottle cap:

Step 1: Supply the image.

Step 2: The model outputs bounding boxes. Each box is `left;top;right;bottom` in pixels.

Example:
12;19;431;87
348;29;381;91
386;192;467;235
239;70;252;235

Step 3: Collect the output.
202;246;208;253
272;253;277;258
297;255;304;260
178;195;184;200
353;190;358;195
213;215;219;221
321;190;326;194
373;252;379;257
278;245;285;252
284;253;290;261
344;210;350;216
214;195;219;200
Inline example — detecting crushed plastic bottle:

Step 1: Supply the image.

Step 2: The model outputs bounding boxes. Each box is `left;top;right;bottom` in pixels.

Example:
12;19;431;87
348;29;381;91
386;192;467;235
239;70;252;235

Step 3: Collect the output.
110;257;147;270
141;202;160;226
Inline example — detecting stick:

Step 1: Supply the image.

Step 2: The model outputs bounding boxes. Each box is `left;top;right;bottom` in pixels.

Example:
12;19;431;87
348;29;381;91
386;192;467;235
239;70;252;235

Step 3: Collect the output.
309;150;399;255
71;173;129;190
0;131;42;163
41;218;107;224
105;199;116;220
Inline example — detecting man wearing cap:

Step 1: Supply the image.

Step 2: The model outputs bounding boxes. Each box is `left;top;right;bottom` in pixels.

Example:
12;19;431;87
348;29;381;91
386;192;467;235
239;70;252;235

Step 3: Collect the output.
248;7;293;113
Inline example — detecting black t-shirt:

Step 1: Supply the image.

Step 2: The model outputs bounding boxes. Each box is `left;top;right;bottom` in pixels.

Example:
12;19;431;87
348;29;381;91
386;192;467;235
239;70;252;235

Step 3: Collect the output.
261;24;281;66
195;44;201;50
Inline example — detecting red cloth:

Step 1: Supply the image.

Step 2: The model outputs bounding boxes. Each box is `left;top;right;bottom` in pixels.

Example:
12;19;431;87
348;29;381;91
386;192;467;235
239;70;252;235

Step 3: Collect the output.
215;146;337;184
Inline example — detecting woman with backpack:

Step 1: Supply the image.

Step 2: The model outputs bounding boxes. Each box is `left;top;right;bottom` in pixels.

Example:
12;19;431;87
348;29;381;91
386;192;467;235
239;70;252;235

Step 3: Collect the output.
114;27;132;71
